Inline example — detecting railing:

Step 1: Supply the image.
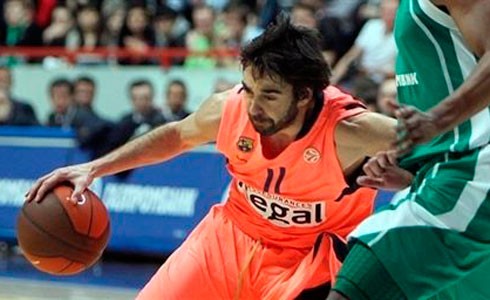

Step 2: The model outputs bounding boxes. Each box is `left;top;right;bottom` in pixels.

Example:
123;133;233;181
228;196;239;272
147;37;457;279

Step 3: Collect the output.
0;46;241;68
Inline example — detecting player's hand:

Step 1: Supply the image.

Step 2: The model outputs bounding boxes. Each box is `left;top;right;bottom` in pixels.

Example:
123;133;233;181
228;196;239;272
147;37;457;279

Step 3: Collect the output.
393;104;443;156
25;163;94;205
357;151;413;191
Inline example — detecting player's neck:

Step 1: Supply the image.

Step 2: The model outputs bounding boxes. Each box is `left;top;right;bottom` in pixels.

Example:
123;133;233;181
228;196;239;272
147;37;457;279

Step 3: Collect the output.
260;101;315;159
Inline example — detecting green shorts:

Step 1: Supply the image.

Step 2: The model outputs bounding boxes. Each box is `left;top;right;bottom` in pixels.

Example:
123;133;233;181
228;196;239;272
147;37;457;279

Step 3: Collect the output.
340;146;490;299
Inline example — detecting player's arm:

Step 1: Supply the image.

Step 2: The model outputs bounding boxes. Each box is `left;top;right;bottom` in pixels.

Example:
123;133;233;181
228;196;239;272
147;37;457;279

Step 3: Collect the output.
26;90;228;203
335;112;397;172
407;0;490;138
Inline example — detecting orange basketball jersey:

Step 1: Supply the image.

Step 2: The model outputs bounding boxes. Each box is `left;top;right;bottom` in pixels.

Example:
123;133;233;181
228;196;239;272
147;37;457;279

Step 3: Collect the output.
217;86;377;249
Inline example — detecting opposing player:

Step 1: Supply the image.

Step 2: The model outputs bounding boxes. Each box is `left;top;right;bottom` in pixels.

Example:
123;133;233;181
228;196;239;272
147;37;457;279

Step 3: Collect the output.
25;15;396;299
328;0;490;299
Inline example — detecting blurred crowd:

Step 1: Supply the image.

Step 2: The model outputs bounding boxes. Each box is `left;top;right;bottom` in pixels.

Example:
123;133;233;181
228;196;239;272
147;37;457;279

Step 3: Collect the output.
0;0;400;160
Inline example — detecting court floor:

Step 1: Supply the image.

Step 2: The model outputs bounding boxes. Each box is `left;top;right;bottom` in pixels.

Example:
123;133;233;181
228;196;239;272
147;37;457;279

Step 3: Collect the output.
0;277;138;300
0;245;161;300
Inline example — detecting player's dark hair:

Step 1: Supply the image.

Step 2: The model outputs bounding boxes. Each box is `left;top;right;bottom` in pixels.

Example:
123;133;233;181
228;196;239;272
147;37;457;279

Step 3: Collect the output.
240;13;330;101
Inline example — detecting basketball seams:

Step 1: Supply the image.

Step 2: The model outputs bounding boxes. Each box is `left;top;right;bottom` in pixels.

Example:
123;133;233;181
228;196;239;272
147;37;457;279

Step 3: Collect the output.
53;187;90;236
21;206;100;257
57;261;76;274
87;192;94;236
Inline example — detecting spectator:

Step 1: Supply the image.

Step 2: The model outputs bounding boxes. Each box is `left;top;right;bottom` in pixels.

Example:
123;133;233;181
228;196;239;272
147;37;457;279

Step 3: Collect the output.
184;5;218;68
0;0;43;47
330;0;398;86
376;78;397;117
118;5;155;65
64;5;105;64
0;66;39;125
162;79;190;122
46;78;75;128
73;75;113;158
153;5;187;48
42;5;74;46
100;7;125;47
0;88;38;126
47;78;110;158
0;0;43;65
291;2;334;65
220;4;261;48
104;79;165;153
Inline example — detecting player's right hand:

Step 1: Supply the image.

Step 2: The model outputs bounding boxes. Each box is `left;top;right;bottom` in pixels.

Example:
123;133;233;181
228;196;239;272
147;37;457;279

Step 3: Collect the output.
25;163;94;205
357;150;414;191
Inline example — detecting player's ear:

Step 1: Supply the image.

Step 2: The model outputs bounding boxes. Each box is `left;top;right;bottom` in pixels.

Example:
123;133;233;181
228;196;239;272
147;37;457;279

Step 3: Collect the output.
297;88;313;108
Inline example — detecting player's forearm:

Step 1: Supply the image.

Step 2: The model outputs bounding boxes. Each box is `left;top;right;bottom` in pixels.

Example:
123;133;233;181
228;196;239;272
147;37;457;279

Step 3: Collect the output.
87;122;188;178
431;51;490;133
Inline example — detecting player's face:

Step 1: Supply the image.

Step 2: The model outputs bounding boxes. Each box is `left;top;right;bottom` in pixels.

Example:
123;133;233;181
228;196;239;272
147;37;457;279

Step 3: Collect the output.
242;67;299;136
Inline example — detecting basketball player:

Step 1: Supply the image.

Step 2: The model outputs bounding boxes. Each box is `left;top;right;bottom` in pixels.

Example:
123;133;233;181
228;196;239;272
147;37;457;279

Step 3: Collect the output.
328;0;490;299
26;15;396;299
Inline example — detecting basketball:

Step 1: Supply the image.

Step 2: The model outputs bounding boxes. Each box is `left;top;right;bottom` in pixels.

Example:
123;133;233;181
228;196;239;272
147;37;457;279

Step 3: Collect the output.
16;184;110;275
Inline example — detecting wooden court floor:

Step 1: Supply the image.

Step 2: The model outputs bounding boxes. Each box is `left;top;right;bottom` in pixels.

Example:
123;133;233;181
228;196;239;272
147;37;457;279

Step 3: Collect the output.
0;277;138;300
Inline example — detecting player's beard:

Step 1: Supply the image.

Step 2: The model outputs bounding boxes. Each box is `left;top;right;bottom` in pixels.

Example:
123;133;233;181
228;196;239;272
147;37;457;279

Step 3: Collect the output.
249;101;298;136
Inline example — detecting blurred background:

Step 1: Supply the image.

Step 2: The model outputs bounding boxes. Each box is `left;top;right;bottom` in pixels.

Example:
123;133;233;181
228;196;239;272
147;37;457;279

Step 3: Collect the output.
0;0;398;299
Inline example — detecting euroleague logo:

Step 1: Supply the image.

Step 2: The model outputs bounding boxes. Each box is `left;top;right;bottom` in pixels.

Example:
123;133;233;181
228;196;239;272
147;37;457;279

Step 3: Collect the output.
303;147;321;164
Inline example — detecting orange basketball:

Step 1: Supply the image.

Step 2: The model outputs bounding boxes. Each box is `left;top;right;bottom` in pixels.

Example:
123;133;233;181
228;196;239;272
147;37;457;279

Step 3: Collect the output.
16;184;110;275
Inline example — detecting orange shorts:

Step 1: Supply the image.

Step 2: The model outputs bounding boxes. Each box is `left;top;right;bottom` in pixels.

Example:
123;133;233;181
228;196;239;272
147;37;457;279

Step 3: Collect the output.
136;205;344;300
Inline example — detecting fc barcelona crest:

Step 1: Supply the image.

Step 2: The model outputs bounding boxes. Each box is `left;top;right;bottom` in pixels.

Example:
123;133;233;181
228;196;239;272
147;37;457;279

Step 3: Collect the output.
237;136;254;152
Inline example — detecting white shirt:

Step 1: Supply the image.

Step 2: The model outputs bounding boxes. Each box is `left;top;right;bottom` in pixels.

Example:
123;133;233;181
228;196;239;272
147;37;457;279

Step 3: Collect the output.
355;19;397;82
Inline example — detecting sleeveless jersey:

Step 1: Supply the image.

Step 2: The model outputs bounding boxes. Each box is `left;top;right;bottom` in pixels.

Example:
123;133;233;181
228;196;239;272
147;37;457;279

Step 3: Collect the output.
395;0;490;168
216;86;376;249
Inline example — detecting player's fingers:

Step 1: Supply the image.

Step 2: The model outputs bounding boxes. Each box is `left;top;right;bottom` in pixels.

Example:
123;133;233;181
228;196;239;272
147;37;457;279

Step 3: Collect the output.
396;139;413;157
395;106;417;119
357;176;385;189
403;116;421;131
71;183;88;205
33;174;62;203
363;158;384;177
386;150;398;165
376;153;389;169
25;173;52;202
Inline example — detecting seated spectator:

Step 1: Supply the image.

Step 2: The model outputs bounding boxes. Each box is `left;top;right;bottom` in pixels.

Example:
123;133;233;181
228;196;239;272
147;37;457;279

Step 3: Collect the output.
100;7;125;47
153;5;187;65
0;0;43;65
184;5;218;69
66;5;105;64
73;75;113;158
42;5;74;46
0;66;38;125
47;78;111;158
0;88;38;126
162;79;190;122
104;79;165;153
217;4;262;68
291;2;334;65
118;6;155;65
330;0;398;86
376;78;397;117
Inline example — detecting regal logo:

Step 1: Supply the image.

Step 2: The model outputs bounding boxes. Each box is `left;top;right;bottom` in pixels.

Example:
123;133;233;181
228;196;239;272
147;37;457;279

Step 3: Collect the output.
238;182;325;227
237;136;254;152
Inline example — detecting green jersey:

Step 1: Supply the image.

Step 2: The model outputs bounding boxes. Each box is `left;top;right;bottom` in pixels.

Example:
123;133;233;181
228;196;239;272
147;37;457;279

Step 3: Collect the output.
395;0;490;168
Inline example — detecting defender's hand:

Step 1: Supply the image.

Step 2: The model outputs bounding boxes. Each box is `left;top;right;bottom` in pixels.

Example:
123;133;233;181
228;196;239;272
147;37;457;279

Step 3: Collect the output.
357;151;413;191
